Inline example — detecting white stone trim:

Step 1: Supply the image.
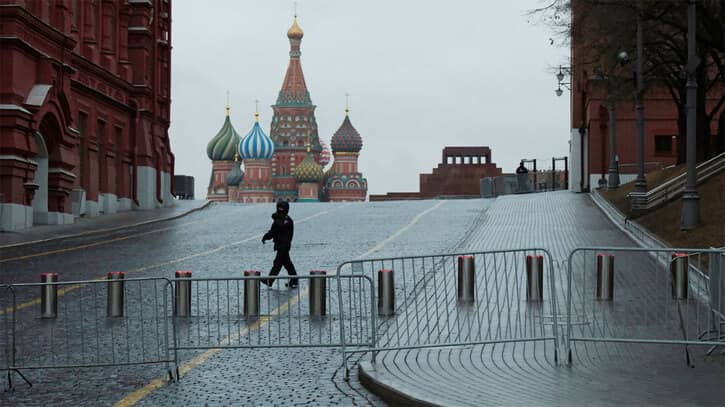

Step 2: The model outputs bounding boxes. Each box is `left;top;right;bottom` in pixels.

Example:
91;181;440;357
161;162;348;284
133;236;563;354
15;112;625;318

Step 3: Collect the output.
71;188;86;217
48;167;77;178
0;155;38;165
118;197;133;212
135;166;157;210
25;84;52;106
0;203;32;231
0;104;32;114
84;200;99;217
100;193;118;214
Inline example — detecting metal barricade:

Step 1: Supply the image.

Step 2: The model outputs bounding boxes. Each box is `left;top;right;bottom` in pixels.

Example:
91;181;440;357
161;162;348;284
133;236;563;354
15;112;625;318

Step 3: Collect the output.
170;274;375;357
4;277;175;388
566;247;725;365
337;248;560;364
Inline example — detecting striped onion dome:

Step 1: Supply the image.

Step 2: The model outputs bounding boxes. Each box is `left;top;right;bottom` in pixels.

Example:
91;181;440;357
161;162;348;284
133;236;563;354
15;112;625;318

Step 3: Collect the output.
206;114;241;161
226;155;244;186
294;152;323;182
331;114;362;153
319;139;331;167
238;114;275;160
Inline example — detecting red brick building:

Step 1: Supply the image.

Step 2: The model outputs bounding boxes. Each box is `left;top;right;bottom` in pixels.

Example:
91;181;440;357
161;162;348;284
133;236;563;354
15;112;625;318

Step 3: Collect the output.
370;147;502;201
568;1;724;192
0;0;173;231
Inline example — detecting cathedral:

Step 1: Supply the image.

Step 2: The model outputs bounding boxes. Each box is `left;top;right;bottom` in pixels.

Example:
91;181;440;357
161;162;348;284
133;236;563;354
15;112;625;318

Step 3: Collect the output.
206;16;367;203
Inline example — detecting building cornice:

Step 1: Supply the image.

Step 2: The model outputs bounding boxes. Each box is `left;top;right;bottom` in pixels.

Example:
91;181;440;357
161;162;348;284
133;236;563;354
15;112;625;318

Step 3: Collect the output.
0;5;76;51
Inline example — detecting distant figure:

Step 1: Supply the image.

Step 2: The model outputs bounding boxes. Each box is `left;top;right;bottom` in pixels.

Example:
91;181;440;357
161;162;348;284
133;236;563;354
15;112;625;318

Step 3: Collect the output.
516;161;529;174
516;161;531;193
261;201;299;288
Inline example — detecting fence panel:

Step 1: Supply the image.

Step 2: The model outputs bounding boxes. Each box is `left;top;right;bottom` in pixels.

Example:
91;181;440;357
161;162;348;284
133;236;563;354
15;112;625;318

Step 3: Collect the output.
171;274;374;352
337;248;560;361
566;247;725;363
1;284;14;387
6;277;174;384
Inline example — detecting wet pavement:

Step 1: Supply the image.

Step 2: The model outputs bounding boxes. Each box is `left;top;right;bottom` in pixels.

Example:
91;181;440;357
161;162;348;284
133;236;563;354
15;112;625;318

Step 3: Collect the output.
1;199;486;405
1;193;722;406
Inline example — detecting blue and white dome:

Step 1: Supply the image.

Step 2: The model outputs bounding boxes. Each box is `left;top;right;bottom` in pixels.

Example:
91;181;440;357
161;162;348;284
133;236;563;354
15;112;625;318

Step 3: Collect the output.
238;114;274;160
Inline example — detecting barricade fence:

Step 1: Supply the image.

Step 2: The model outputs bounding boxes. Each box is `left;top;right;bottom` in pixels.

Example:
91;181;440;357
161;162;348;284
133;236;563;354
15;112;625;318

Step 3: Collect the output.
2;246;723;388
1;285;14;383
337;248;560;363
2;277;174;388
566;247;725;364
170;274;374;352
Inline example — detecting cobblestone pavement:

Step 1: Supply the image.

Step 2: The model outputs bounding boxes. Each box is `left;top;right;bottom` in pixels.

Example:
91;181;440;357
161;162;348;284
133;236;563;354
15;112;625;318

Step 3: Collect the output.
2;193;722;406
0;199;209;248
0;199;491;406
360;191;725;406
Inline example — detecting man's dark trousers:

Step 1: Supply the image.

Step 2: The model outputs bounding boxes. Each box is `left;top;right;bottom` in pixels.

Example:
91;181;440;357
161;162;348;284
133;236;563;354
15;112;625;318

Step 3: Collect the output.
269;249;298;286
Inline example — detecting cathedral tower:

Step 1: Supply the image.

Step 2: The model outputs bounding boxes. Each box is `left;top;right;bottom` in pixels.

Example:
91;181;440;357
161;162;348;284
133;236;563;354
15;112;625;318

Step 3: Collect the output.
326;103;368;201
238;110;275;203
269;15;322;201
206;100;241;201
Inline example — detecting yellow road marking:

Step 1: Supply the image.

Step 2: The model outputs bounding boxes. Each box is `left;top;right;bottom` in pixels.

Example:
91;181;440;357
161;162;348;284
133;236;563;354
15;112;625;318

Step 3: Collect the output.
0;211;330;316
113;201;445;406
114;290;306;407
0;220;203;264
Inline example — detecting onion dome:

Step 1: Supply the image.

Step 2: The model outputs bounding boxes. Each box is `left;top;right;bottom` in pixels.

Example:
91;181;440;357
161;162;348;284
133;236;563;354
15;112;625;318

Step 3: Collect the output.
294;152;323;182
319;139;331;167
226;154;244;186
206;107;241;161
287;16;304;39
239;112;275;160
331;112;362;154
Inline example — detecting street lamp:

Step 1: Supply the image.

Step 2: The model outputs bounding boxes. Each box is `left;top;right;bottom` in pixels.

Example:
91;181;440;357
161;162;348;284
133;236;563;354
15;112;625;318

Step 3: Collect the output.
607;50;629;189
632;4;647;195
555;65;571;97
681;0;700;229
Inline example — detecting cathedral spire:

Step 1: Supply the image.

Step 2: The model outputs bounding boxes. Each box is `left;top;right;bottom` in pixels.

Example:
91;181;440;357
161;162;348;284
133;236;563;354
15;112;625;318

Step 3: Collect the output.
278;14;311;106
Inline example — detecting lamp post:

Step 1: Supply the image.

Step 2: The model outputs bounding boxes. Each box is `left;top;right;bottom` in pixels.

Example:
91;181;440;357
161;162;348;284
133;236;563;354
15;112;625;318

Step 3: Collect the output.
555;65;571;97
607;99;620;188
681;0;700;229
633;4;647;195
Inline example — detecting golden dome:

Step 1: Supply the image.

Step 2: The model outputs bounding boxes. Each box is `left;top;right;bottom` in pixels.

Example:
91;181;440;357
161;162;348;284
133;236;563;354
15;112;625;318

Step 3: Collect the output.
287;16;304;39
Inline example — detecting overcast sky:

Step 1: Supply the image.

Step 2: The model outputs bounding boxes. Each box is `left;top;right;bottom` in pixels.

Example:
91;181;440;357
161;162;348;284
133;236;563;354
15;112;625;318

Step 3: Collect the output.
169;0;570;199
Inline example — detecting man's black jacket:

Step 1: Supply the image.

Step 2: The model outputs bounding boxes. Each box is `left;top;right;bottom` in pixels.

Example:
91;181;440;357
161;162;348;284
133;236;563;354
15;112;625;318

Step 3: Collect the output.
263;213;294;251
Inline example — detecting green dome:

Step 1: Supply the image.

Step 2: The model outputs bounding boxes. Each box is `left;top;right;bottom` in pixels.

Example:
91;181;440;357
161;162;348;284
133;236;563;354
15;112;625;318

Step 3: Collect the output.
294;153;323;182
207;115;241;161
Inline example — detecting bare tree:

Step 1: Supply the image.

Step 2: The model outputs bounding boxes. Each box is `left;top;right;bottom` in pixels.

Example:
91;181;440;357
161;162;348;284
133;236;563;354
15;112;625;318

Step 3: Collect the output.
531;0;725;162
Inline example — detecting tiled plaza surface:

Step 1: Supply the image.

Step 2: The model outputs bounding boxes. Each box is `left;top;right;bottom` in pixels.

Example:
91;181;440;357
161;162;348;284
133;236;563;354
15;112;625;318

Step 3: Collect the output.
359;192;724;406
1;193;722;406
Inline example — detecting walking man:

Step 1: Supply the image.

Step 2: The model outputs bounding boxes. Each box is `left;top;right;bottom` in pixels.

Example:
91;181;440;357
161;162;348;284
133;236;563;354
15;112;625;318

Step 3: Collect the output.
262;201;299;288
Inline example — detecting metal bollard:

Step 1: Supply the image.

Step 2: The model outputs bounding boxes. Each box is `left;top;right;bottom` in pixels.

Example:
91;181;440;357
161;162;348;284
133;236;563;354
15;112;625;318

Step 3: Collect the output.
457;256;475;304
671;253;689;300
378;269;395;316
526;255;544;302
40;272;58;319
596;254;615;300
175;270;192;317
244;270;260;319
309;270;327;319
107;271;125;317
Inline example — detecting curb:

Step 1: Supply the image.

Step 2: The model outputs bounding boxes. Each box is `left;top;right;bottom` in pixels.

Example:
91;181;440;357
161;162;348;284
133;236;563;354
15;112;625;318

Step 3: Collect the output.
358;362;442;407
589;190;709;298
0;200;213;249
